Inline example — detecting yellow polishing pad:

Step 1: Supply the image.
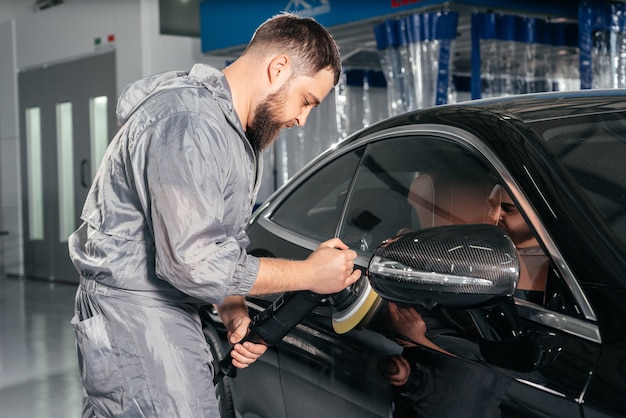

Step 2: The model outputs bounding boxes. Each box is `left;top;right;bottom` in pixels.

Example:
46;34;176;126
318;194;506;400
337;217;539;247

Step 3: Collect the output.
332;281;382;334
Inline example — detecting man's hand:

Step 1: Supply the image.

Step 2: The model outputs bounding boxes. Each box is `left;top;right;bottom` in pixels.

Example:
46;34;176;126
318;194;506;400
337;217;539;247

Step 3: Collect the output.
226;315;267;369
386;302;452;355
217;296;267;369
304;238;362;294
387;302;427;346
379;355;411;386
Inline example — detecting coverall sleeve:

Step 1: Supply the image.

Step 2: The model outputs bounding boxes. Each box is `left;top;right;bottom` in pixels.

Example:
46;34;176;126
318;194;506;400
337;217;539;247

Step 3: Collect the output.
137;111;258;304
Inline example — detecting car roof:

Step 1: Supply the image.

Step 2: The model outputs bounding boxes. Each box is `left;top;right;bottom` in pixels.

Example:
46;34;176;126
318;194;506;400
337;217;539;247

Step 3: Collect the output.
464;89;626;122
350;89;626;141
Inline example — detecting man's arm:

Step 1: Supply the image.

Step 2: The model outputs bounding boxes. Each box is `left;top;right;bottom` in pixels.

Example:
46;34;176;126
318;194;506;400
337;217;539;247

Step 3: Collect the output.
216;238;361;369
250;238;361;295
387;303;452;355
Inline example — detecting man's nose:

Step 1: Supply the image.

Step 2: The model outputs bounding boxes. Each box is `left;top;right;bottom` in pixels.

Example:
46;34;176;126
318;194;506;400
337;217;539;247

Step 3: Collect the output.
295;108;312;126
487;206;501;225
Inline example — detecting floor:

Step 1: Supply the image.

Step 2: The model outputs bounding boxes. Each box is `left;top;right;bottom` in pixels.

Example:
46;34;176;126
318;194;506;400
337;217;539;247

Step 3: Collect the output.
0;275;83;417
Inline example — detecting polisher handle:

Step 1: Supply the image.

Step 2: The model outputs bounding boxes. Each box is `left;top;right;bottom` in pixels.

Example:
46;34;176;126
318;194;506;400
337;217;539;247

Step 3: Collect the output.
213;291;322;384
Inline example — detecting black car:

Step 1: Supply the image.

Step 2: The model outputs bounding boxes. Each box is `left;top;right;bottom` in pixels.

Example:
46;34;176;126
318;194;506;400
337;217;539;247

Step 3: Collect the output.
201;90;626;418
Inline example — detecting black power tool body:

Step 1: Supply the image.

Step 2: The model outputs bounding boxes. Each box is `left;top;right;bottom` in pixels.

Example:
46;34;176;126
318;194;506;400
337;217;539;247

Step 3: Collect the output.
213;290;322;384
212;276;380;385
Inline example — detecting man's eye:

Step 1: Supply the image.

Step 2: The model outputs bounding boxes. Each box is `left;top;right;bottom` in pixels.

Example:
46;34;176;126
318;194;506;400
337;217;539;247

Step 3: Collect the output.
500;204;518;214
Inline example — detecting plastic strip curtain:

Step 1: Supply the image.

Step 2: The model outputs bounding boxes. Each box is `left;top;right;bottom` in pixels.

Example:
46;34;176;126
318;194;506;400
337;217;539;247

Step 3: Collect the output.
257;69;389;200
471;13;579;100
374;10;459;116
339;69;389;135
579;0;626;89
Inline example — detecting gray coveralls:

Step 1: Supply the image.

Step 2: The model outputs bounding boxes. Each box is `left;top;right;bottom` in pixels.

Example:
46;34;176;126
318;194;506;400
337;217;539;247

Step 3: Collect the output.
68;64;261;417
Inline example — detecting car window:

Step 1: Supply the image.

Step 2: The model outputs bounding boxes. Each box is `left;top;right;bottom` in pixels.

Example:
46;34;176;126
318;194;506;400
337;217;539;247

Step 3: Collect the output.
270;147;364;242
534;115;626;249
338;135;496;254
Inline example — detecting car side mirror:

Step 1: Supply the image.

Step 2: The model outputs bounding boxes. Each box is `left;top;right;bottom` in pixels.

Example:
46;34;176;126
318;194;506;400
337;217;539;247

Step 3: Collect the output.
368;224;559;372
367;224;519;310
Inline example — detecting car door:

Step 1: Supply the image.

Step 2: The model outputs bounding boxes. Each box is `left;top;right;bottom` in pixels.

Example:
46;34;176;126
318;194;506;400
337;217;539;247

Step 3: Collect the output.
248;127;600;417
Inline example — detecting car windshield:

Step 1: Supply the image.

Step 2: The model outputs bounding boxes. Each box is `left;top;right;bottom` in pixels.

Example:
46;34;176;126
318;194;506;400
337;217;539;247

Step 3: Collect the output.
533;112;626;249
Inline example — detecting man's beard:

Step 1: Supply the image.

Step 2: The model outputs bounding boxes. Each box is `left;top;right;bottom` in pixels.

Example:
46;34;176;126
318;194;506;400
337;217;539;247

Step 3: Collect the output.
501;222;535;247
246;84;289;151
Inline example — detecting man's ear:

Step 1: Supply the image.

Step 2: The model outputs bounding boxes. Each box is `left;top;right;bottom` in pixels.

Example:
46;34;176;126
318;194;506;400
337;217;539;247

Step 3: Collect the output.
268;55;290;85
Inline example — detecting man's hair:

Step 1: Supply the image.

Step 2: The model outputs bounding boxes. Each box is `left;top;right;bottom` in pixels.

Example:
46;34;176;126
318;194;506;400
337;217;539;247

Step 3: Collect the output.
243;12;342;85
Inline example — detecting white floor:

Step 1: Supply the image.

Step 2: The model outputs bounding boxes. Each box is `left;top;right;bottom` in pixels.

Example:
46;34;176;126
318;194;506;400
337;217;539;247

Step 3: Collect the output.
0;276;83;417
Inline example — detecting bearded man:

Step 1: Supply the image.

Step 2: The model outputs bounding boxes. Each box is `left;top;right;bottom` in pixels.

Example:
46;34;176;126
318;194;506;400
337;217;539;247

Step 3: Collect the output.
69;13;361;417
487;184;549;303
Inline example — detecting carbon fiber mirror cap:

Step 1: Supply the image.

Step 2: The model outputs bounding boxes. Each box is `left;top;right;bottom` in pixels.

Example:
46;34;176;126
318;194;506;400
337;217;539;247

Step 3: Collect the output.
367;224;519;309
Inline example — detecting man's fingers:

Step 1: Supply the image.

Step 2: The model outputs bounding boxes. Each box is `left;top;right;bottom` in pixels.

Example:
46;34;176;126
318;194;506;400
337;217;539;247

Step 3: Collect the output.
230;342;268;369
347;269;362;284
346;249;357;261
228;317;251;344
320;237;349;250
241;341;268;355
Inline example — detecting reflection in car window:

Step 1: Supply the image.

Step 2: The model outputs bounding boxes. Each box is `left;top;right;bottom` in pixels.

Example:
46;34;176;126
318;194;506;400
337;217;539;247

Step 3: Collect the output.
335;135;586;321
537;116;626;249
486;184;584;318
270;147;364;241
338;136;497;255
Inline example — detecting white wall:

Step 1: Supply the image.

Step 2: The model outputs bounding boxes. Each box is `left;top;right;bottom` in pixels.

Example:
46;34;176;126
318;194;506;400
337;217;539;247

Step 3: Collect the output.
0;0;228;277
0;0;34;19
139;0;229;79
0;18;20;275
13;0;226;93
15;0;143;91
